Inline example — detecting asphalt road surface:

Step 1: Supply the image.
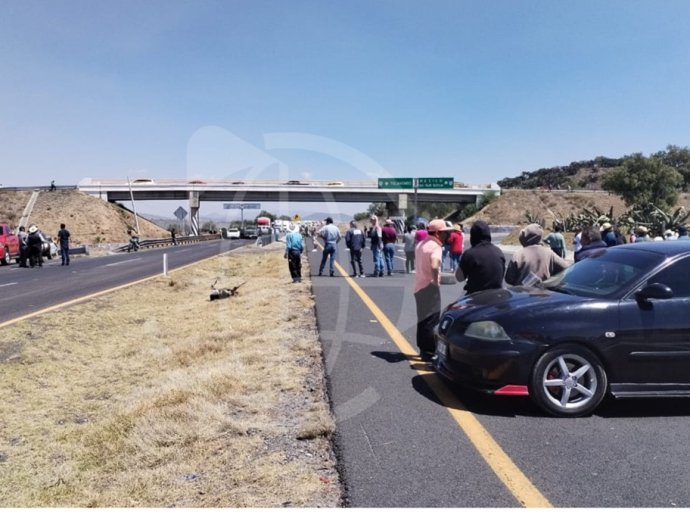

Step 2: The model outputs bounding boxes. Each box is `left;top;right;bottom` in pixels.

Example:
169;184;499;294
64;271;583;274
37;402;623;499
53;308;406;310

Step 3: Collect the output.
306;237;690;508
0;239;250;325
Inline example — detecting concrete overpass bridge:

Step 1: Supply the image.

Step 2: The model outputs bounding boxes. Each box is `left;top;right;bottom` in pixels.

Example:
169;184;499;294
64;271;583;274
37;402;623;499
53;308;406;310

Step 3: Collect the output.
77;177;500;235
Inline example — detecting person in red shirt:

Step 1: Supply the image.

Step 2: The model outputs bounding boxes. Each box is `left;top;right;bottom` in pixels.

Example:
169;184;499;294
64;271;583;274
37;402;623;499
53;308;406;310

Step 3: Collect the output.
381;219;398;276
447;223;464;272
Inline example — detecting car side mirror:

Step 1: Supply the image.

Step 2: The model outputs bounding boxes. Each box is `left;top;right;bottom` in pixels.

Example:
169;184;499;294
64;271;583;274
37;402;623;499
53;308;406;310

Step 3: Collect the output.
635;283;673;302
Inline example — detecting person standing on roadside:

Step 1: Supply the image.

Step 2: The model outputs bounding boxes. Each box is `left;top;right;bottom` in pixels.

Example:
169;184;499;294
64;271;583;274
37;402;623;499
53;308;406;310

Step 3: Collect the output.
345;220;366;278
318;217;341;277
544;223;566;258
456;220;505;294
414;219;452;362
284;224;304;283
600;222;617;247
57;223;71;266
403;224;417;273
574;225;608;262
505;223;570;286
369;215;385;277
381;219;398;276
17;226;29;267
415;222;428;243
27;225;43;268
447;223;464;272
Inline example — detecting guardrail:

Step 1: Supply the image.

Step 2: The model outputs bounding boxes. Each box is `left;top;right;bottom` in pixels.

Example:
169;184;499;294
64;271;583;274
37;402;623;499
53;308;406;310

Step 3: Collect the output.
114;233;221;252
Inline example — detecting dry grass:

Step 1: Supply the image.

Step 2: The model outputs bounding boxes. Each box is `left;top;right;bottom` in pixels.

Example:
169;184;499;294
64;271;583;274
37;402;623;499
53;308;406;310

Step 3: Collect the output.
0;244;341;507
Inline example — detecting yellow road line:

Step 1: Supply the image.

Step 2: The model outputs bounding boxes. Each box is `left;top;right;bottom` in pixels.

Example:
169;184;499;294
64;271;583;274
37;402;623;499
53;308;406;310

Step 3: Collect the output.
317;247;552;508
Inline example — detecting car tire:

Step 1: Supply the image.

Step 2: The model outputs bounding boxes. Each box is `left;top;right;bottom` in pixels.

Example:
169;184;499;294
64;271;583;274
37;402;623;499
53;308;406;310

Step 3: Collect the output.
530;344;607;418
1;248;9;266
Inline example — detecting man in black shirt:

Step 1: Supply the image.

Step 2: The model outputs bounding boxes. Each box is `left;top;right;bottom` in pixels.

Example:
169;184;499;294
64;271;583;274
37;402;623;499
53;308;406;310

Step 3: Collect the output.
57;223;71;266
455;220;505;295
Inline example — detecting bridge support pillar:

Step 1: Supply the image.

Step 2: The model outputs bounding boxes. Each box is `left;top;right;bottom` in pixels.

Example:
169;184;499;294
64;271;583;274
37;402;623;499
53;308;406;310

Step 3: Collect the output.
385;201;400;217
189;191;200;236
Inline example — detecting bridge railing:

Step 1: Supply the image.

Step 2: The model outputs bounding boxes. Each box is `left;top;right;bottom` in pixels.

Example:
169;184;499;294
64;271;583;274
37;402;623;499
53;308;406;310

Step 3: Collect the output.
114;233;221;252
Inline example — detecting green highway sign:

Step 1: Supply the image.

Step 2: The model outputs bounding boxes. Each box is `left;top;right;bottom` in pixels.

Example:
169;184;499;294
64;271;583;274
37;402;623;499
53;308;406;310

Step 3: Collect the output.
378;177;414;189
223;202;261;209
417;177;454;189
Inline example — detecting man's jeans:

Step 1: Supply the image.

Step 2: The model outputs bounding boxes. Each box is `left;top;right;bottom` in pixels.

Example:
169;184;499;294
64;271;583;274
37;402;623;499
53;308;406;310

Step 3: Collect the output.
371;246;384;276
319;242;337;275
383;243;395;274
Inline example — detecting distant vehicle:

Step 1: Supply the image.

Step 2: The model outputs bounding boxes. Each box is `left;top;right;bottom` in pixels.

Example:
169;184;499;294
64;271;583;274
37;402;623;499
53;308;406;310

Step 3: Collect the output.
227;228;241;239
37;232;59;259
188;179;206;184
231;181;245;185
285;180;305;185
131;178;155;184
256;216;272;235
242;227;258;239
0;223;20;265
327;181;344;186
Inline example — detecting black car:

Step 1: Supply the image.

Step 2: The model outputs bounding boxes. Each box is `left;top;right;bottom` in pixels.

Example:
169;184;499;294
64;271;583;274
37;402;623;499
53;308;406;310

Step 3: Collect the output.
434;242;690;417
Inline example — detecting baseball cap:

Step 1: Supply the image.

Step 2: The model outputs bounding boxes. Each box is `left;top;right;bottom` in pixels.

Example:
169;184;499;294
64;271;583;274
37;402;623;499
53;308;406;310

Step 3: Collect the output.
428;219;452;233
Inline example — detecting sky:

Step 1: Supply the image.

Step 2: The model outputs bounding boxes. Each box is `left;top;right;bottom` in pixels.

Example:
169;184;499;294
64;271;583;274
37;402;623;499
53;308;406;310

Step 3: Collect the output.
2;0;690;219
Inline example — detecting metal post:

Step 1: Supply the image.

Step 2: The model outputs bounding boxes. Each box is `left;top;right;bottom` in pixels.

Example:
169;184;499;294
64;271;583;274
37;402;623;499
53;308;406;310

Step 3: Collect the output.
127;176;141;235
163;253;168;277
413;178;418;223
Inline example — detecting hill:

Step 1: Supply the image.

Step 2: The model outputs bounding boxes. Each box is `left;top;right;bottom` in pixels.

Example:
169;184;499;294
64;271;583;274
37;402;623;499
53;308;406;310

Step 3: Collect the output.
496;157;623;190
0;189;169;246
462;189;628;227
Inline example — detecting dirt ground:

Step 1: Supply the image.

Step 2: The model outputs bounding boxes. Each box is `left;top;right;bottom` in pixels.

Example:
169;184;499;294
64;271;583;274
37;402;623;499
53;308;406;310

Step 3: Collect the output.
0;189;169;246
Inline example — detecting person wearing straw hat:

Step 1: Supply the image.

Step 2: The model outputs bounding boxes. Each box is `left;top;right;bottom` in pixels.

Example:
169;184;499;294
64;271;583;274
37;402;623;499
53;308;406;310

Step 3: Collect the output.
284;223;304;283
27;225;43;268
447;223;464;272
635;225;651;242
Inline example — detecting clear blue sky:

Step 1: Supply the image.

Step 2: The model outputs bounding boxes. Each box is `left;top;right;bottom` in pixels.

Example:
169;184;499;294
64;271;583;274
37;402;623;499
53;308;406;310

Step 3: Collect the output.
2;0;690;218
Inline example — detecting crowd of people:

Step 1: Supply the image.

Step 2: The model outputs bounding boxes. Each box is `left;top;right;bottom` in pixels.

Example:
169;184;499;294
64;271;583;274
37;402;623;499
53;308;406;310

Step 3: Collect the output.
288;215;690;362
14;222;71;268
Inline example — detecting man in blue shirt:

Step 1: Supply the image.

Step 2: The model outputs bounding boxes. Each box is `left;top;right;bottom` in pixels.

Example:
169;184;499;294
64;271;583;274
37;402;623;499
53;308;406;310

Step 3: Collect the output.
318;217;341;277
284;224;304;283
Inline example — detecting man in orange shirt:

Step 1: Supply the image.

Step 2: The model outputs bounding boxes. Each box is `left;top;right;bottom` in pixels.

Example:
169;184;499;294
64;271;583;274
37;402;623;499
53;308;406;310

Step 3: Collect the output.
414;219;452;361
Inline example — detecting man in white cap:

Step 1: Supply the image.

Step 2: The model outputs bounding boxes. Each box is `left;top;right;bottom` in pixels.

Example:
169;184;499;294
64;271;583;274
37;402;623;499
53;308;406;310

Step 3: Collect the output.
284;223;304;283
413;218;452;361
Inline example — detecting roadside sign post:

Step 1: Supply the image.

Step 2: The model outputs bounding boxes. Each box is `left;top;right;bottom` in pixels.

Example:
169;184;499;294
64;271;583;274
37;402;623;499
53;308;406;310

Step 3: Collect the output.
224;202;261;230
174;206;188;235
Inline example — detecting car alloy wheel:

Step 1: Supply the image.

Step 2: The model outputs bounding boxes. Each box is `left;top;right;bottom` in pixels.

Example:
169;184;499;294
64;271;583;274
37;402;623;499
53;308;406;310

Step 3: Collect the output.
530;344;607;417
1;248;9;265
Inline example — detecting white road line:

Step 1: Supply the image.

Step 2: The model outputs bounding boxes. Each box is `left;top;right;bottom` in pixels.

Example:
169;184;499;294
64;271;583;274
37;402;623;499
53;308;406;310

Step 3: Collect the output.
105;258;142;267
0;282;18;288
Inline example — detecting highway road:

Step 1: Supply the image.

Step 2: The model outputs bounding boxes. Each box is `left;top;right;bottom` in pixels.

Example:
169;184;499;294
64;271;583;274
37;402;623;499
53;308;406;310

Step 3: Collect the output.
0;239;251;325
4;234;690;507
306;237;690;508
